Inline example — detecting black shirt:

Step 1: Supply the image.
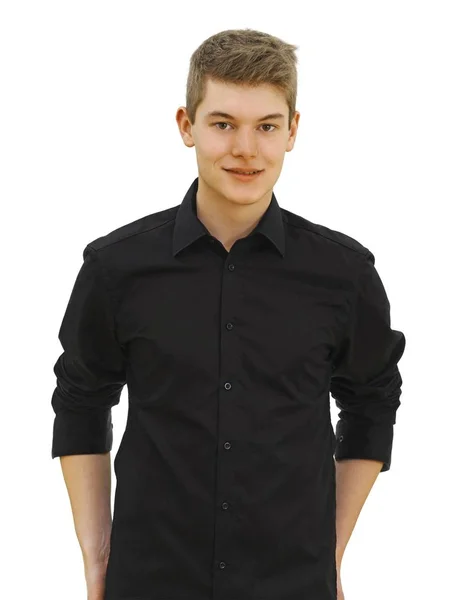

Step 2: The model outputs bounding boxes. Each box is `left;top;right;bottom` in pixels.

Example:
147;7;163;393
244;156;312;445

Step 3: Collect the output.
51;176;406;600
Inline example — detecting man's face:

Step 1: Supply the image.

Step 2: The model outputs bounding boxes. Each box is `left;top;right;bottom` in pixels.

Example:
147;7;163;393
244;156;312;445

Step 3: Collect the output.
176;78;300;208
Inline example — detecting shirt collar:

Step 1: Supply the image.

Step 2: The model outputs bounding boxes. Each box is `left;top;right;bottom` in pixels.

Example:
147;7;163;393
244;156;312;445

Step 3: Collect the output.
172;177;286;258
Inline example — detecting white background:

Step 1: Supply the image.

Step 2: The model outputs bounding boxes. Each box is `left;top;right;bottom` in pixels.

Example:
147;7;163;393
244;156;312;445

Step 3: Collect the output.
1;1;448;598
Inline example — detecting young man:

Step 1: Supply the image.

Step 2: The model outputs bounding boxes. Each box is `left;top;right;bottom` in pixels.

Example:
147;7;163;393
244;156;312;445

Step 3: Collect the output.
51;29;406;600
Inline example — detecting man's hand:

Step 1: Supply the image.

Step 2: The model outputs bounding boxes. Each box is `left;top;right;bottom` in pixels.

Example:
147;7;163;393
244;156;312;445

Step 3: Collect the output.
84;558;108;600
336;550;345;600
336;566;345;600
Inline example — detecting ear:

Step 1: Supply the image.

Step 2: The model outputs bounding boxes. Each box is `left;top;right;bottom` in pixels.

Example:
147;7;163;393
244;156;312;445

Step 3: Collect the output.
176;107;195;148
286;111;300;152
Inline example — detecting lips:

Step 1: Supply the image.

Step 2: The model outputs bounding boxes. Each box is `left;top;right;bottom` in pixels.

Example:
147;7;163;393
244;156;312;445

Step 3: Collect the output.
224;168;262;174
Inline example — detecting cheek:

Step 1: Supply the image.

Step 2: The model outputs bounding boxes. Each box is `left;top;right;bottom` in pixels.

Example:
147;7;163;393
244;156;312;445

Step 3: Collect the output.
266;140;286;159
198;141;226;163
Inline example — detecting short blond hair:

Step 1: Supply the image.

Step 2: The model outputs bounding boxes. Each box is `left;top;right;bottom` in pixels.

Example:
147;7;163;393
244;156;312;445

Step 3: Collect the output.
186;28;299;126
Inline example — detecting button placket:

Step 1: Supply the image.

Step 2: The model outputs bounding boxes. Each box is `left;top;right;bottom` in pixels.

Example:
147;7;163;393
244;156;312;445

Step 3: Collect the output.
214;256;241;587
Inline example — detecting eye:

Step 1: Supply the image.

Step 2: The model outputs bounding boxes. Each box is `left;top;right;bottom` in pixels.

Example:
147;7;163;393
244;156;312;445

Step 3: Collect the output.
260;124;276;132
214;122;231;131
213;122;277;132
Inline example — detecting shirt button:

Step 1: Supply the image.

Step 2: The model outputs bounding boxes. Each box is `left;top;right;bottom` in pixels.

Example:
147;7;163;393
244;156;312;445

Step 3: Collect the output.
224;382;232;390
219;561;227;569
224;441;231;450
221;501;229;510
226;322;233;330
339;435;344;442
228;263;235;271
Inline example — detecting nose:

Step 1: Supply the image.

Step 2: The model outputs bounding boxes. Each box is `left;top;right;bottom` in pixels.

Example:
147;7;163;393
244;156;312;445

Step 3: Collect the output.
231;128;258;159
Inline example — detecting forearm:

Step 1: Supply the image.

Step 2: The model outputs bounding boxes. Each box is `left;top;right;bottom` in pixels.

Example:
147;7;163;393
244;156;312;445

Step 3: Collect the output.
60;452;112;565
334;458;383;566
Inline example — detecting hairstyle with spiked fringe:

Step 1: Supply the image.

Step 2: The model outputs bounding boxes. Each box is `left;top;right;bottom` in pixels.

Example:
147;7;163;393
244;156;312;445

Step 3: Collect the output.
185;29;299;127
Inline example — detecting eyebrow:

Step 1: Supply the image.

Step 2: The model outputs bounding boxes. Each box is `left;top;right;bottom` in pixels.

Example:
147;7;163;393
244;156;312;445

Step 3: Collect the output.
205;111;285;122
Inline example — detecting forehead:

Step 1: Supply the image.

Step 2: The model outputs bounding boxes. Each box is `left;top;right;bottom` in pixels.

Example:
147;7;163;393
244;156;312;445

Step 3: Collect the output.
200;78;287;118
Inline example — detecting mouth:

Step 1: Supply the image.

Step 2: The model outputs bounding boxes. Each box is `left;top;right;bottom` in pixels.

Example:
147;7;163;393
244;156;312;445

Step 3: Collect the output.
223;168;264;181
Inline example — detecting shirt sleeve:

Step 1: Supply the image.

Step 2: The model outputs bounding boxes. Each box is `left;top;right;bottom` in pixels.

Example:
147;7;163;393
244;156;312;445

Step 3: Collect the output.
330;250;406;472
50;244;127;459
